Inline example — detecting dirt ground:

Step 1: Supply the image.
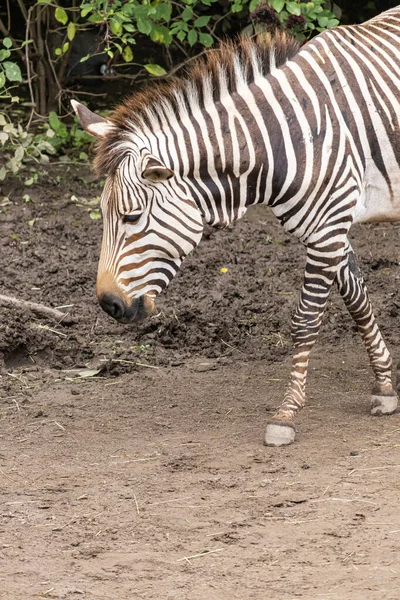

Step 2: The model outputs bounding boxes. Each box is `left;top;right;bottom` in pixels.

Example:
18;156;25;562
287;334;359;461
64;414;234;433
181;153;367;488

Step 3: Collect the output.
1;166;400;600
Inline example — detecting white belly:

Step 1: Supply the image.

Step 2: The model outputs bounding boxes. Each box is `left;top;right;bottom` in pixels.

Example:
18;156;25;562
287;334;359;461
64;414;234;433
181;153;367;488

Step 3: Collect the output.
354;159;400;224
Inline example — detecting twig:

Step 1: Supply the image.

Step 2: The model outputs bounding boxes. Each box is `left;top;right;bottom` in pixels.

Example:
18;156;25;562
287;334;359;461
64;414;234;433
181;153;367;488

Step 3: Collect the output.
348;465;400;476
133;493;139;515
177;548;223;562
0;468;17;482
311;497;377;505
32;324;68;337
0;293;75;325
148;496;192;506
25;6;36;127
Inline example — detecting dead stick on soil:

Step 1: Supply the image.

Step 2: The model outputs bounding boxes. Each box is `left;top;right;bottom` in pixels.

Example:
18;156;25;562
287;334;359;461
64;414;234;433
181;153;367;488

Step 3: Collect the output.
133;493;140;515
0;294;75;325
177;548;223;563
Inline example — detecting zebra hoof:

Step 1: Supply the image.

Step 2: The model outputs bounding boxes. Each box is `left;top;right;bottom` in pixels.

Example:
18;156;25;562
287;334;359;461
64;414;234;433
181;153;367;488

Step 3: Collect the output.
370;393;398;416
265;422;296;446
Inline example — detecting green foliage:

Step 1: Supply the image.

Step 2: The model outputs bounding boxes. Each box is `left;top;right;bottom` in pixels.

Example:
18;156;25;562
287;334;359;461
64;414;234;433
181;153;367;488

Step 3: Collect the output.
0;0;342;185
45;112;94;152
0;37;22;102
250;1;340;41
0;110;94;182
0;113;55;182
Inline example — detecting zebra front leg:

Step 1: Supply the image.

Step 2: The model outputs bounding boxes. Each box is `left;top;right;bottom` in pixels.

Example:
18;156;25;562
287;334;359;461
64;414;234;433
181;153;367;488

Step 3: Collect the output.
336;246;398;415
265;246;341;446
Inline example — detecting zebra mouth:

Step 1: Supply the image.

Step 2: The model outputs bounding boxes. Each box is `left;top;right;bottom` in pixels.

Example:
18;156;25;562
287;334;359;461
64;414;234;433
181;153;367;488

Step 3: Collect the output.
121;295;153;323
98;293;155;323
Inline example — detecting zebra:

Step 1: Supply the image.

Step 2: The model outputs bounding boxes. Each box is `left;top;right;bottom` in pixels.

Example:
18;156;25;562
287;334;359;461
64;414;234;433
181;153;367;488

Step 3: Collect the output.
72;5;400;446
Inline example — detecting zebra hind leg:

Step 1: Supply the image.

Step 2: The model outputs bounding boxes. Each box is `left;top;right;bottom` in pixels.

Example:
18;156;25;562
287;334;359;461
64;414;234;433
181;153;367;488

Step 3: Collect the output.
397;362;400;395
336;246;398;416
265;245;342;447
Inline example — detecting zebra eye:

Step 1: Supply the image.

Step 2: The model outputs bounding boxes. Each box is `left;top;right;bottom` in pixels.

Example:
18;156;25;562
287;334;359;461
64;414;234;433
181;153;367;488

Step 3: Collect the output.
123;213;141;224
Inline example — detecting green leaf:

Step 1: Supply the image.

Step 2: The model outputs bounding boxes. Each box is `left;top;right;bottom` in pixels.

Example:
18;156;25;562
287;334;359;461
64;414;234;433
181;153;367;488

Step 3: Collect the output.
3;61;22;82
49;111;61;132
286;2;301;16
327;18;339;28
122;45;133;62
199;32;213;47
318;16;329;27
170;22;189;33
137;18;152;35
145;63;167;76
62;42;69;54
0;72;5;88
150;25;172;44
0;49;11;61
3;38;12;49
181;6;193;21
110;18;123;36
67;21;76;41
0;166;6;180
188;29;198;46
156;2;172;22
249;0;262;11
231;3;243;13
55;7;68;25
272;0;285;12
88;12;104;23
0;114;6;126
123;23;136;32
15;146;24;162
194;16;210;27
80;55;90;63
55;47;62;56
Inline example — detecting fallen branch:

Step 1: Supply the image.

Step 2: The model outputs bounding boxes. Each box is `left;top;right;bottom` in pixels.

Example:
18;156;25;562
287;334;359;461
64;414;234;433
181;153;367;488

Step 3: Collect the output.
0;294;75;325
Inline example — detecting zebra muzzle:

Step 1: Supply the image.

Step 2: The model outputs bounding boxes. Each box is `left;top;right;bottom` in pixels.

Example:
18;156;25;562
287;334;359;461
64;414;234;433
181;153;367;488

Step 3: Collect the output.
98;293;155;323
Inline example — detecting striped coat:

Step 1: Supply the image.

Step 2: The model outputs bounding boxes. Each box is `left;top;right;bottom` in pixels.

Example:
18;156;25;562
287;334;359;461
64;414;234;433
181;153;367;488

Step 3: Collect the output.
72;5;400;446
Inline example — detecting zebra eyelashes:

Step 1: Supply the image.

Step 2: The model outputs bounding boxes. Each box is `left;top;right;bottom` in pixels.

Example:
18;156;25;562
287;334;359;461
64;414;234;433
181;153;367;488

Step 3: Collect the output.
122;213;142;224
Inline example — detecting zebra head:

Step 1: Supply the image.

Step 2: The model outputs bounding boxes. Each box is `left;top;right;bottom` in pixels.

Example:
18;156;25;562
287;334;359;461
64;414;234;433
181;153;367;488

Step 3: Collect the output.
72;101;204;323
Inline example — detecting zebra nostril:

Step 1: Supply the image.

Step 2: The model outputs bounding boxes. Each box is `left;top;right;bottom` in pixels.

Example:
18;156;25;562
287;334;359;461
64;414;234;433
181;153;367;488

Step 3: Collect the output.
99;293;126;320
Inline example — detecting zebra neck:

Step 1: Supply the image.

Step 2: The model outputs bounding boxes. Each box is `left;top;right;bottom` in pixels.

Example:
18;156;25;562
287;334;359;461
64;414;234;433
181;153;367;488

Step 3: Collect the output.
177;83;293;228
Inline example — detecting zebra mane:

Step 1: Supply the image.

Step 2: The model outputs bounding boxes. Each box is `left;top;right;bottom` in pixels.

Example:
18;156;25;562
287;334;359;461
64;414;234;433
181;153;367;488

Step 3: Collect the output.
94;30;300;175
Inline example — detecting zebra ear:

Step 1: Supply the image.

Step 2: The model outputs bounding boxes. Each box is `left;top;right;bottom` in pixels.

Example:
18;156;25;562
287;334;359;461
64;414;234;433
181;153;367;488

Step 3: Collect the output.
71;100;113;138
142;157;174;182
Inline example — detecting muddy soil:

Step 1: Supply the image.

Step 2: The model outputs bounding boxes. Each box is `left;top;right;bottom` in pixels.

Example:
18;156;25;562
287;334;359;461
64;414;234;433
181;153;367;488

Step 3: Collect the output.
1;167;400;599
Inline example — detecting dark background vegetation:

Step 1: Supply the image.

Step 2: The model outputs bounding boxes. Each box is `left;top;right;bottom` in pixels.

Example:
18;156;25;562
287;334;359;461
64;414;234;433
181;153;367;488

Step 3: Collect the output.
0;0;398;181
